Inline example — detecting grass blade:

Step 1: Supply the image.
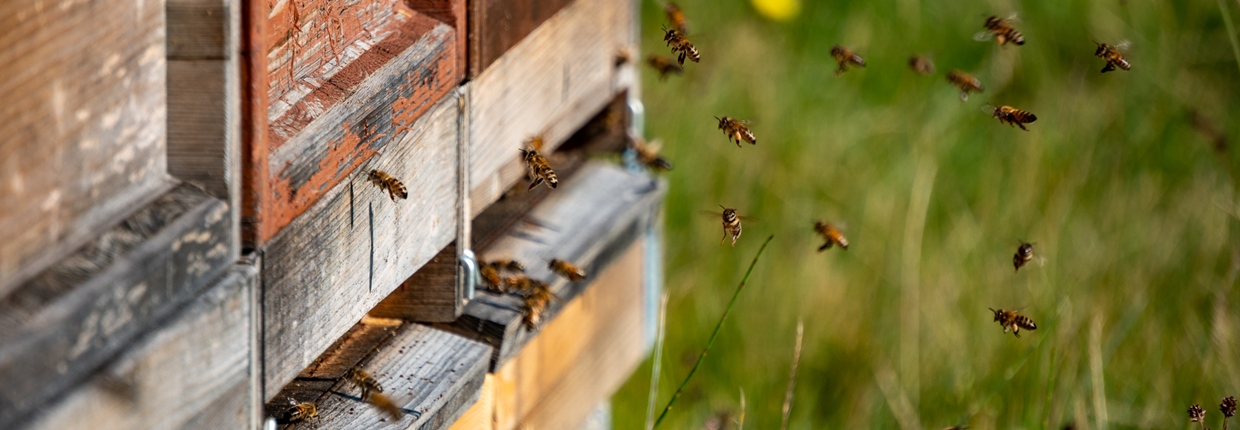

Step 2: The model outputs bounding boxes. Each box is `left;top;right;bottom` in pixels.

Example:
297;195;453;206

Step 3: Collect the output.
780;319;804;430
644;292;670;430
1219;0;1240;75
653;235;775;428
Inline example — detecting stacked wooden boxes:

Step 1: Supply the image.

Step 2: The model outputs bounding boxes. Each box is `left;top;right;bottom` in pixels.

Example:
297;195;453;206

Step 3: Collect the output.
1;0;658;428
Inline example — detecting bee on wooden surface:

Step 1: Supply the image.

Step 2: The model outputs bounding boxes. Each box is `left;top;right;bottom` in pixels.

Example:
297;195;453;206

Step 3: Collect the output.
487;259;526;273
548;259;587;282
908;54;935;75
647;55;684;80
503;275;550;298
1093;41;1131;73
521;137;558;191
946;70;984;101
977;15;1025;46
362;390;402;421
481;265;503;291
1013;241;1034;272
663;27;700;66
665;2;688;34
631;138;673;171
368;170;408;201
714;116;757;147
703;205;755;247
988;308;1037;338
286;399;319;422
522;288;555;330
830;45;866;76
985;105;1037;130
813;221;849;251
348;368;383;394
615;47;634;66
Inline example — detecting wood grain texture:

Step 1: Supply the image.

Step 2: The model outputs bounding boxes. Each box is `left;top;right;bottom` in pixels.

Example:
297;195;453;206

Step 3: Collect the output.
439;162;664;371
494;240;645;430
0;187;235;428
409;0;468;79
168;0;230;59
468;0;636;216
0;184;236;429
0;0;170;294
370;242;464;322
262;94;461;397
279;324;491;430
27;263;257;430
448;373;495;430
467;0;575;77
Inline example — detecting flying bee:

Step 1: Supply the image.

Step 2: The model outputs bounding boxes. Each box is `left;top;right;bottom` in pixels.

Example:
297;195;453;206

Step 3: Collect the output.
646;55;684;80
631;138;673;171
665;2;688;34
520;137;558;191
985;104;1037;130
946;70;984;101
702;205;756;247
830;45;866;76
988;308;1037;338
362;390;402;421
663;27;700;66
977;15;1025;46
286;399;319;422
368;170;408;201
1013;241;1034;272
813;221;849;251
908;54;935;75
348;368;383;394
615;47;634;66
548;259;587;282
1093;41;1131;73
715;116;757;147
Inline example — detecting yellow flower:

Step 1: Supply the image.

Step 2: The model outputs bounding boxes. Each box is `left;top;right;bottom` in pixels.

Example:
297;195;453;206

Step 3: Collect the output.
750;0;800;21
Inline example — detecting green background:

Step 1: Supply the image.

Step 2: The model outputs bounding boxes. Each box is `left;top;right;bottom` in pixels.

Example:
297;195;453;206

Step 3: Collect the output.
613;0;1240;428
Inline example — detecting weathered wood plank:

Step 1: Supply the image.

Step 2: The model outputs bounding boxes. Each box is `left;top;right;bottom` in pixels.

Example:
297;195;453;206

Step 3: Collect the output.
276;324;491;429
168;0;231;59
262;94;461;397
493;240;646;430
468;0;636;216
467;0;575;77
370;242;464;322
26;263;257;430
448;374;495;430
438;162;664;371
0;185;236;428
409;0;468;79
0;0;170;295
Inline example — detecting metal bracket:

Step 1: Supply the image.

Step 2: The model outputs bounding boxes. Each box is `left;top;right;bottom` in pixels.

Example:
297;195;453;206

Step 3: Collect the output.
459;248;479;300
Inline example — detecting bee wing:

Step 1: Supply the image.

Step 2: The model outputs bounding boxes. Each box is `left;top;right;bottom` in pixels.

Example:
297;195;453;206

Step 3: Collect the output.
973;31;996;42
700;210;725;218
980;104;998;115
737;215;760;223
1115;39;1134;51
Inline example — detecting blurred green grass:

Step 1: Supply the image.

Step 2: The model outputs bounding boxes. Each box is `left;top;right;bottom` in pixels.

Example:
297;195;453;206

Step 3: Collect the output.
612;0;1240;428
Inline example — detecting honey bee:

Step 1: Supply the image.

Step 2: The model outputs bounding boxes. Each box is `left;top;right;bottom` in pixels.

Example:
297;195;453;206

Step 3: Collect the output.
946;70;984;101
631;138;673;171
368;170;408;201
548;259;587;282
480;264;503;291
715;116;757;147
663;27;700;66
1013;241;1034;272
703;205;754;247
647;55;684;80
908;55;935;75
522;287;555;330
615;47;634;66
521;137;558;191
978;15;1025;46
487;259;526;273
985;105;1037;131
830;45;866;76
813;221;849;251
348;368;383;394
362;390;402;421
988;308;1037;338
503;275;549;298
1093;41;1131;73
286;399;319;422
664;2;688;34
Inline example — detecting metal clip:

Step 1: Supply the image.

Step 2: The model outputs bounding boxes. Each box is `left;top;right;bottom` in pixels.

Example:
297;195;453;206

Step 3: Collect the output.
460;248;479;300
627;96;646;138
